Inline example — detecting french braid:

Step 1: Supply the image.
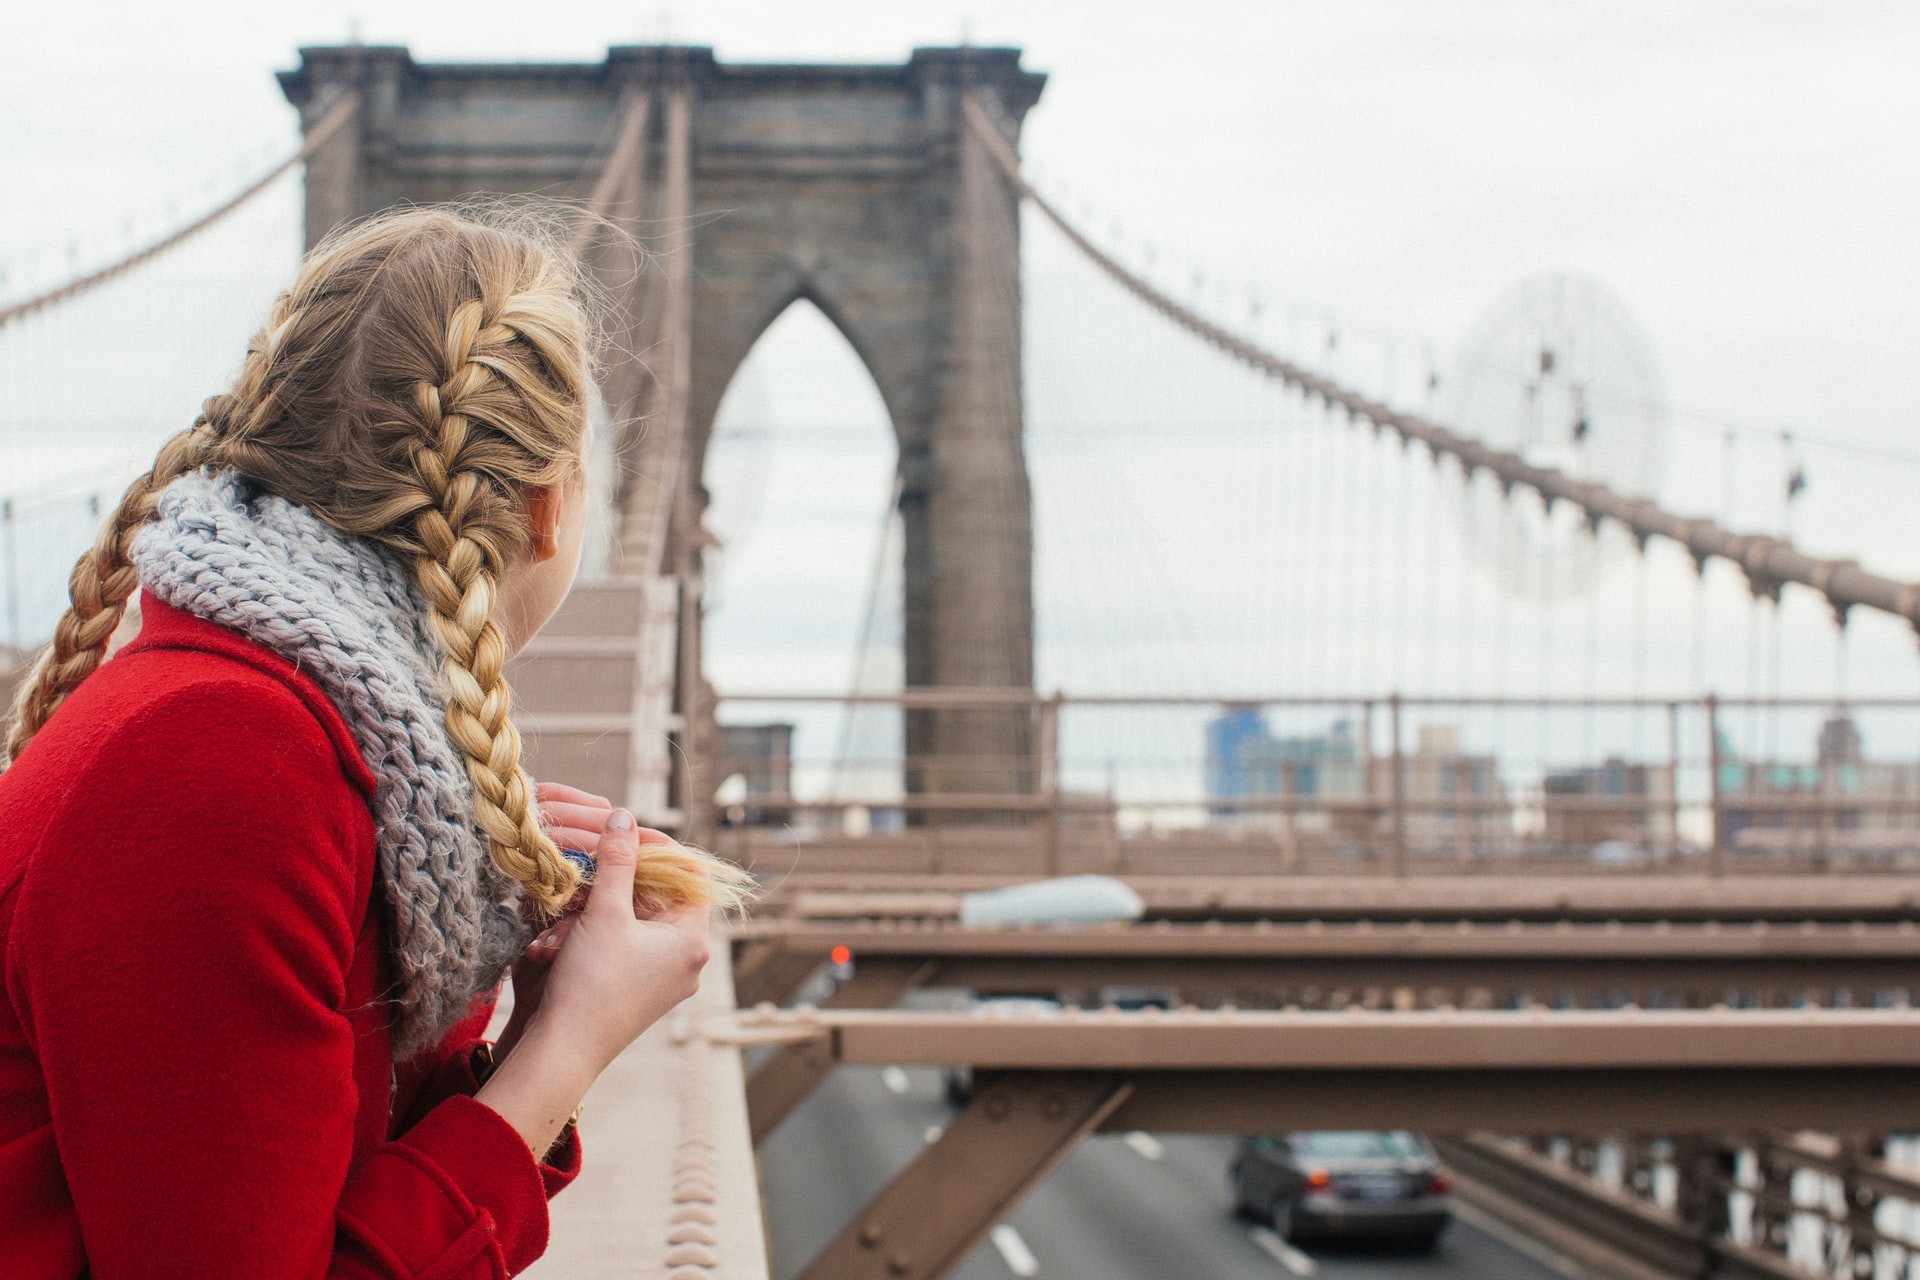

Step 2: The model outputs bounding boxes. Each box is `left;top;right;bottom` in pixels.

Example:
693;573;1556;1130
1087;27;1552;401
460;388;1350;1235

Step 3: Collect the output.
408;297;575;908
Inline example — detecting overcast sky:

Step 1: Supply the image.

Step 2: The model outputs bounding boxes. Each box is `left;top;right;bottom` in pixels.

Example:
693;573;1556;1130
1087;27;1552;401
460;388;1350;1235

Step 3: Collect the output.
3;2;1918;778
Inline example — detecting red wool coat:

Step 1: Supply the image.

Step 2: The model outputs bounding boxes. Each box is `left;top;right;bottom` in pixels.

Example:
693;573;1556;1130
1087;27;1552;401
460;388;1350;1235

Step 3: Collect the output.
0;593;579;1278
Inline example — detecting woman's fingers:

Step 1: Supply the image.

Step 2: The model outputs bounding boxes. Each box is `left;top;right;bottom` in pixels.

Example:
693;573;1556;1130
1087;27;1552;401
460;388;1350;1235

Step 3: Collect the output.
538;788;615;859
522;913;579;963
535;782;612;808
547;827;603;852
541;800;612;830
588;810;641;920
539;800;613;840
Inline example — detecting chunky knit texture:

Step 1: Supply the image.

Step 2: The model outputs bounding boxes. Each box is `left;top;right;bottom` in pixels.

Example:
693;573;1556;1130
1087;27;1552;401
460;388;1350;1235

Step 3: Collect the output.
130;469;528;1058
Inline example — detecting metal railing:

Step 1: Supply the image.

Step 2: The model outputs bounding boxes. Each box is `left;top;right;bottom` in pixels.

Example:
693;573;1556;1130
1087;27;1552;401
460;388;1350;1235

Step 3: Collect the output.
712;689;1920;877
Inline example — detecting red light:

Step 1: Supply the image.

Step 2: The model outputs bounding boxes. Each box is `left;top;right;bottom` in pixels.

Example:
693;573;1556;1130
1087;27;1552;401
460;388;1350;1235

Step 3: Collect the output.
830;945;852;966
1304;1168;1331;1190
1429;1170;1453;1195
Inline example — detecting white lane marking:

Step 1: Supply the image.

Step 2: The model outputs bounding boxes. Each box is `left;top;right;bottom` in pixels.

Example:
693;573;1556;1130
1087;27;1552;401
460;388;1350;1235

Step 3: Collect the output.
989;1224;1040;1276
924;1124;945;1144
881;1066;912;1095
1121;1131;1165;1161
1248;1226;1317;1276
1449;1200;1585;1279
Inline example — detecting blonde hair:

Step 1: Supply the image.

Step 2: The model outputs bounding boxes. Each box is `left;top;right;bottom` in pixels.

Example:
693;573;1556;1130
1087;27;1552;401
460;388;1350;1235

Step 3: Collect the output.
5;206;746;917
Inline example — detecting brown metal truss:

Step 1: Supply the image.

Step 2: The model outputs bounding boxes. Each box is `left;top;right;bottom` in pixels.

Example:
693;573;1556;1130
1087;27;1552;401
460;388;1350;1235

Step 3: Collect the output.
766;872;1920;923
748;1001;1920;1280
795;1072;1132;1280
1438;1135;1801;1280
737;1005;1920;1133
733;918;1920;1010
743;957;934;1144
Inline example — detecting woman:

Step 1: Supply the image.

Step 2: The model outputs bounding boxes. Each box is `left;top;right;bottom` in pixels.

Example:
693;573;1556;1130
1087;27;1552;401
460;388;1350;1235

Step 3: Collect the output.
0;206;750;1277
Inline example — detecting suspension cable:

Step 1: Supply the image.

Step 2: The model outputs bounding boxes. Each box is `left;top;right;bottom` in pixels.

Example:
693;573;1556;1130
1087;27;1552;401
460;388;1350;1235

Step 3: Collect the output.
960;91;1920;639
0;90;362;332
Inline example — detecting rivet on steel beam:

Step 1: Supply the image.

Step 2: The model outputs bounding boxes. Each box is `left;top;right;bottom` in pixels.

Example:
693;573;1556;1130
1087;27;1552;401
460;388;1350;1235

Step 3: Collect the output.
859;1220;884;1247
888;1253;913;1275
984;1096;1011;1120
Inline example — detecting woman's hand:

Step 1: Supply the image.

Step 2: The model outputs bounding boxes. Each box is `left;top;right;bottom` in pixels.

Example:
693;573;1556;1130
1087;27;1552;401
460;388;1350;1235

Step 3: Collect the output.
536;780;613;858
475;808;712;1159
490;781;614;1058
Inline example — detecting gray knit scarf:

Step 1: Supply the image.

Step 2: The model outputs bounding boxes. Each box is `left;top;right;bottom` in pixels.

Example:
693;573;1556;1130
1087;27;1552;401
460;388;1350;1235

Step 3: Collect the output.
130;469;530;1060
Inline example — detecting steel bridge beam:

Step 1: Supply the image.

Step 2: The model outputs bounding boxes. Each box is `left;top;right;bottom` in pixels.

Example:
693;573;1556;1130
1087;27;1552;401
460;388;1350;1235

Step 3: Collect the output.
766;872;1920;922
794;1073;1131;1280
735;1005;1920;1132
1438;1136;1800;1280
732;918;1920;1009
743;957;933;1144
762;1003;1920;1280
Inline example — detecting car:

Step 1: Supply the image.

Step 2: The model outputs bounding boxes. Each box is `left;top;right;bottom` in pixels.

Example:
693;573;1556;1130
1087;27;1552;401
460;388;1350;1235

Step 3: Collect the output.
1229;1130;1451;1251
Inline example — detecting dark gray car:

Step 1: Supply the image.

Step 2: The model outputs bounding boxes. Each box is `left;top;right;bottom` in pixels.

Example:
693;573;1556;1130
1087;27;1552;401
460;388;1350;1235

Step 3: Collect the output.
1229;1130;1451;1250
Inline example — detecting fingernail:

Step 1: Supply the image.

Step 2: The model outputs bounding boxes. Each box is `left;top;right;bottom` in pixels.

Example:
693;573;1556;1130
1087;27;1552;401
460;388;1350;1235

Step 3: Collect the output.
607;809;634;832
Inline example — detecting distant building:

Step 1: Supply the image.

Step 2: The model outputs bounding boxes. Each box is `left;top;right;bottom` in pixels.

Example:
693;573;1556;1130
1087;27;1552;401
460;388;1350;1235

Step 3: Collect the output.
1542;756;1675;851
1718;710;1920;854
1400;724;1508;851
1204;709;1504;852
1205;706;1363;819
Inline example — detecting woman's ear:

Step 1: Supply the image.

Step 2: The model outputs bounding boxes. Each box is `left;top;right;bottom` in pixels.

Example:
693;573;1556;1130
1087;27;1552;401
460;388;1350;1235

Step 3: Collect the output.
522;484;561;562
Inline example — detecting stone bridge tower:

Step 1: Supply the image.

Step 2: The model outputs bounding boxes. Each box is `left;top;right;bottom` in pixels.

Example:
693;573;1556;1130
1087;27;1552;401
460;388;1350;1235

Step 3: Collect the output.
280;46;1046;811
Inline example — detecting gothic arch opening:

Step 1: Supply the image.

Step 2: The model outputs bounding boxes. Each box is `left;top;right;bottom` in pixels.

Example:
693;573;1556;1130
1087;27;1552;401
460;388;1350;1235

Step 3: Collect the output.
704;298;903;816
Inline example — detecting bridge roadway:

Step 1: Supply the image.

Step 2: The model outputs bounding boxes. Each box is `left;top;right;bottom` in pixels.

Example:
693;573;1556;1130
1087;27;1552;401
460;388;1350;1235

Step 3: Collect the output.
760;1064;1568;1280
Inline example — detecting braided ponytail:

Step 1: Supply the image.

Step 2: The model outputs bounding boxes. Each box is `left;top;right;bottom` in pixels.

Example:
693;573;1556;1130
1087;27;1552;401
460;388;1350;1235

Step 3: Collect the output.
404;296;751;916
407;299;576;909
